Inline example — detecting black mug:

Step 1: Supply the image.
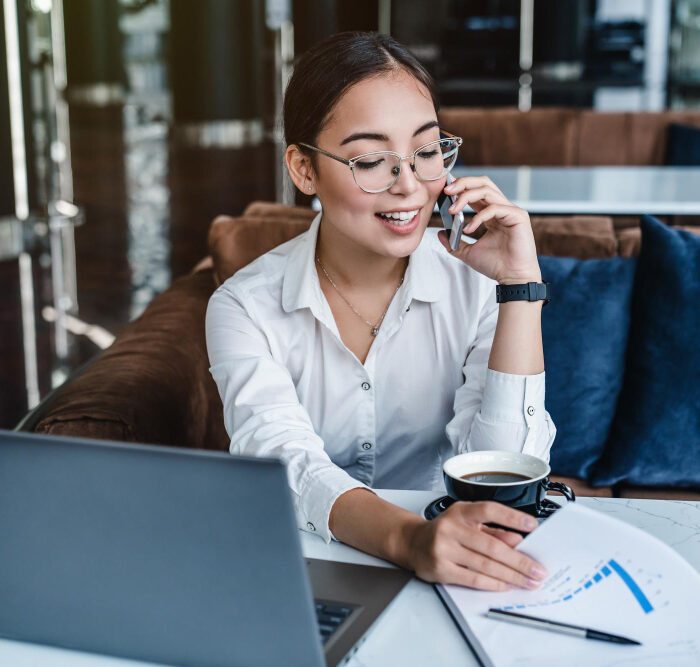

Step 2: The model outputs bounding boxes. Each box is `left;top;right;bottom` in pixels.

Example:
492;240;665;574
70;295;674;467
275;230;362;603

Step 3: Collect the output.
443;451;575;518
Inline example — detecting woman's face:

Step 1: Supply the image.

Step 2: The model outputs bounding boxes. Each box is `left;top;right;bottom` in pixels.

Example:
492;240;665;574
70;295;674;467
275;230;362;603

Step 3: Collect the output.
311;69;445;259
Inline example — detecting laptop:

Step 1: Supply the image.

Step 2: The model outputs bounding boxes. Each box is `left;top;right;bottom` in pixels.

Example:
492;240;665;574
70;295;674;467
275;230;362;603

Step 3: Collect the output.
0;430;412;666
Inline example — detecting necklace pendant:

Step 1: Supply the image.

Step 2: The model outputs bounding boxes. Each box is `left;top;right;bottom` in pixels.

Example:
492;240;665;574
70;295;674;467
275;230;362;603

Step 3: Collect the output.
371;326;379;337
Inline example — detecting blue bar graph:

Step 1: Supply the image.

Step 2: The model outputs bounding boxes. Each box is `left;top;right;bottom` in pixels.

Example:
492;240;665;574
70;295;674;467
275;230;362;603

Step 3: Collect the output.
493;557;655;614
608;559;654;614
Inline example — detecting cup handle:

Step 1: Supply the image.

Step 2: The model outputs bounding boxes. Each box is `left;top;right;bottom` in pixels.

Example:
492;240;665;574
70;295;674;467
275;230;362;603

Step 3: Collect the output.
544;480;576;503
535;480;576;518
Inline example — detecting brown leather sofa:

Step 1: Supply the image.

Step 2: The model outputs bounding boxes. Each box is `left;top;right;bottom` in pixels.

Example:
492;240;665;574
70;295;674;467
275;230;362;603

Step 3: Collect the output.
438;107;700;167
20;198;699;501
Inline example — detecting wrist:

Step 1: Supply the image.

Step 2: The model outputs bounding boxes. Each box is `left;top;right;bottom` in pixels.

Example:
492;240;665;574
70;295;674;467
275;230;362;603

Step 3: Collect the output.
496;280;550;308
388;513;426;571
498;274;542;285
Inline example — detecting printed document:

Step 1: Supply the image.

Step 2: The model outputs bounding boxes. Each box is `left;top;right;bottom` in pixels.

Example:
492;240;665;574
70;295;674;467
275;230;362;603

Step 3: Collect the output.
437;502;700;666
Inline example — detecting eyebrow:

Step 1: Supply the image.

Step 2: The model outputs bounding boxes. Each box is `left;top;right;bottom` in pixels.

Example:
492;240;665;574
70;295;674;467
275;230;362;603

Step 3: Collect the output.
339;120;439;146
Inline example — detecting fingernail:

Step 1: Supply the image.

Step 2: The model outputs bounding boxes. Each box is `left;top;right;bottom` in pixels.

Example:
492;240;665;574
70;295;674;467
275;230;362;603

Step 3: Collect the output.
531;564;548;580
525;578;541;589
522;516;538;530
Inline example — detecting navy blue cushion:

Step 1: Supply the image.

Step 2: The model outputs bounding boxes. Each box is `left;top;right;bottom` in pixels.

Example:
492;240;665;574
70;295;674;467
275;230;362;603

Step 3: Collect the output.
665;123;700;166
539;254;636;479
593;216;700;488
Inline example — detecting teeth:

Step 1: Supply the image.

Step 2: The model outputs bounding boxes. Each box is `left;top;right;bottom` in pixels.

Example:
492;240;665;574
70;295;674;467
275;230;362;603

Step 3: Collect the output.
377;209;419;222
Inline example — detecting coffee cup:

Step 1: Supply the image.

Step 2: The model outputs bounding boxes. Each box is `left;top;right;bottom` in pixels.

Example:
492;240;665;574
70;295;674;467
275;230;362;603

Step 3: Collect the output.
443;450;575;517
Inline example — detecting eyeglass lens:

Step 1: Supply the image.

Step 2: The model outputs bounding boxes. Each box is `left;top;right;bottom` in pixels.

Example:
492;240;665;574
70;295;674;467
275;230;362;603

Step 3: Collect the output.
352;138;460;193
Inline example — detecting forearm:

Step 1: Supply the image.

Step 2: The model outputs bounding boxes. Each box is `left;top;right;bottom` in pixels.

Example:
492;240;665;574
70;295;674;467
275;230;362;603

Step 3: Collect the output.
328;488;424;569
488;273;544;376
330;488;547;591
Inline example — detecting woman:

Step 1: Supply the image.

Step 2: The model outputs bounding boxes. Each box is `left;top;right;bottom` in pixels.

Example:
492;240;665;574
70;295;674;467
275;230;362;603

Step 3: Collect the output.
206;32;555;592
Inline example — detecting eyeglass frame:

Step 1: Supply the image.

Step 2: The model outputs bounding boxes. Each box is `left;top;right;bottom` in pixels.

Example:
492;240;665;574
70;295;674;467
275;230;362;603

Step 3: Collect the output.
298;129;463;194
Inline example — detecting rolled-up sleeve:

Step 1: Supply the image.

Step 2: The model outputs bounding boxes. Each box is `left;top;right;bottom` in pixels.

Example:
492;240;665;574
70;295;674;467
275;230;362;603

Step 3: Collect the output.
205;286;370;543
445;295;556;463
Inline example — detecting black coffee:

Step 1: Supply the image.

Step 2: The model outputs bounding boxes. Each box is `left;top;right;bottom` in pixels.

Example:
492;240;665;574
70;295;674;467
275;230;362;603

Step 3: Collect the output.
460;471;532;484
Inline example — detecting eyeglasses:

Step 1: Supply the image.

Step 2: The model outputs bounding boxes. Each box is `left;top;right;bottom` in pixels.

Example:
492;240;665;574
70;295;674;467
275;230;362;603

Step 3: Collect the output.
299;130;463;194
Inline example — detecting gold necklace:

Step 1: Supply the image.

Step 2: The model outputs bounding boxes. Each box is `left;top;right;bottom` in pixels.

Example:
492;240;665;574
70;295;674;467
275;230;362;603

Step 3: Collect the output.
316;256;404;336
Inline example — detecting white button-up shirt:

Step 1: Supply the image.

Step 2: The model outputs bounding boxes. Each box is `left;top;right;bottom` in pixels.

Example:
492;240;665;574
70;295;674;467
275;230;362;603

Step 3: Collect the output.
206;212;556;543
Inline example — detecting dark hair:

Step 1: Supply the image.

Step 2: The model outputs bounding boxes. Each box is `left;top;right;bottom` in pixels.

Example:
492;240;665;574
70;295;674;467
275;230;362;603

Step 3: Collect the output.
283;31;439;169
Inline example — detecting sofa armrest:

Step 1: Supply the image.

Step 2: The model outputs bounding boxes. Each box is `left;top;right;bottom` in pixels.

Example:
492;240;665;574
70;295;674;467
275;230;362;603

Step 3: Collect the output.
33;269;230;451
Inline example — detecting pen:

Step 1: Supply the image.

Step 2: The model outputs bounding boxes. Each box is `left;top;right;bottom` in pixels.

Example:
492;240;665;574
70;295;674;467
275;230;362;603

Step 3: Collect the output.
486;609;642;645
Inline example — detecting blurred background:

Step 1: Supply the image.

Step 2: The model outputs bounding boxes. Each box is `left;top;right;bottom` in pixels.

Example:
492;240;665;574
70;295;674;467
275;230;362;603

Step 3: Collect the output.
2;0;700;429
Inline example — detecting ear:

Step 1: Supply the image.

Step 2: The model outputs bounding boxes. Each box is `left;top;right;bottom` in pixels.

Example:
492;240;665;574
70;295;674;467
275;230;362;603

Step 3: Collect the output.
285;145;316;195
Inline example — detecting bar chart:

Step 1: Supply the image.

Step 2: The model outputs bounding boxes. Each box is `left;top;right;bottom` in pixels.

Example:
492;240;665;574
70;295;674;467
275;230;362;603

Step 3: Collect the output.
495;556;657;614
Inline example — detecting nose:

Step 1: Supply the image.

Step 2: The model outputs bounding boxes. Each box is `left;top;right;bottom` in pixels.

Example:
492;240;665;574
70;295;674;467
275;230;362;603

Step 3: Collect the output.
387;156;420;196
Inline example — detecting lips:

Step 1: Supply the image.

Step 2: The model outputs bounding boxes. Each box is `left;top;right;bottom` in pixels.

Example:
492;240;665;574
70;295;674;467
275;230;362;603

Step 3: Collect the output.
374;204;425;235
375;208;421;235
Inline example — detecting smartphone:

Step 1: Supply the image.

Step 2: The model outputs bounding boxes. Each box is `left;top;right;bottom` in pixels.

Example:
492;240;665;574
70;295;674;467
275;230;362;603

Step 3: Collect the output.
437;172;466;251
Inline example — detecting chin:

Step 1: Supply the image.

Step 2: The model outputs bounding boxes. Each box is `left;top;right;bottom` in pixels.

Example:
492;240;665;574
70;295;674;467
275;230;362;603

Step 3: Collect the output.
376;222;428;258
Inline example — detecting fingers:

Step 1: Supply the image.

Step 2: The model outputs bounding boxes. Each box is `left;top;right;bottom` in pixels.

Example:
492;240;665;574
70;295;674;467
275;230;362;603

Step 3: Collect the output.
454;550;539;590
458;530;547;590
481;525;524;549
441;562;512;591
446;175;506;199
448;185;509;215
448;501;548;587
465;203;525;233
452;499;538;534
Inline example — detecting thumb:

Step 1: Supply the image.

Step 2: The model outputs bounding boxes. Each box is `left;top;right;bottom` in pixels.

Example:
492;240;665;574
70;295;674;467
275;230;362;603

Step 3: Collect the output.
437;229;452;251
438;229;475;261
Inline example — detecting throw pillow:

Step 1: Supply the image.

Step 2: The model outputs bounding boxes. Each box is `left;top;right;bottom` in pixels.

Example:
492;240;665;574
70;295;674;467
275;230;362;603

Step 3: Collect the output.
539;254;637;479
665;123;700;166
593;216;700;488
208;215;310;283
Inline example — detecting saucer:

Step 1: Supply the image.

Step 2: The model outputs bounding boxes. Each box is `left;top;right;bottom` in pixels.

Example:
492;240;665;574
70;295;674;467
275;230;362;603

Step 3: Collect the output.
423;495;456;520
422;494;562;521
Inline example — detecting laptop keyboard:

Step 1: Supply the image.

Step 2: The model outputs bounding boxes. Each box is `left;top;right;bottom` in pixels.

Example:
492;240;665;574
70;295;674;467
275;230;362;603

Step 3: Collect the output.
314;600;354;644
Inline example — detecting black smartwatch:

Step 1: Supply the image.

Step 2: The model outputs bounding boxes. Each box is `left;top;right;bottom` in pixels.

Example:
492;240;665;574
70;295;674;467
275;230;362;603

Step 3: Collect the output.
496;282;551;306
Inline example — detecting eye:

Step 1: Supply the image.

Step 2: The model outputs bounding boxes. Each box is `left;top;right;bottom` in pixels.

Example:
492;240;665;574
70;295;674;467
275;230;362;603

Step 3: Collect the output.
354;158;384;170
417;149;439;159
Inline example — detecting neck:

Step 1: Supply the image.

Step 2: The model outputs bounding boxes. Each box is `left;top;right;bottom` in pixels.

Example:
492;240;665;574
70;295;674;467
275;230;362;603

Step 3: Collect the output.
316;215;408;290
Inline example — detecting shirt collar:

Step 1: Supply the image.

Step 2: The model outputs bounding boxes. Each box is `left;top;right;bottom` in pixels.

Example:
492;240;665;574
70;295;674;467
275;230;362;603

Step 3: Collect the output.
282;211;325;315
281;211;443;315
401;226;442;304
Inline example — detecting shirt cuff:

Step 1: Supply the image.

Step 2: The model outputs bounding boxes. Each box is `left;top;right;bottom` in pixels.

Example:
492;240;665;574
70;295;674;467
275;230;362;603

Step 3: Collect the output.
480;368;546;426
297;466;372;544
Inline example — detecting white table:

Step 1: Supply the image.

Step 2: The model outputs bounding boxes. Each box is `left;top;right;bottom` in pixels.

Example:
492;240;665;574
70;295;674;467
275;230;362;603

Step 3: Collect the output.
2;491;699;666
452;166;700;215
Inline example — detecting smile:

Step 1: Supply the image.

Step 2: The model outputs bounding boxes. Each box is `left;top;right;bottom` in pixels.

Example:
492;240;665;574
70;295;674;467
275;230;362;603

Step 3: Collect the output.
375;209;420;225
374;207;422;235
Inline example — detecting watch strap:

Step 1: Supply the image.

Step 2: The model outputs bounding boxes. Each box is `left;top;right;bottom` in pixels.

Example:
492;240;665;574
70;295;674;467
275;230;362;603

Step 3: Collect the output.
496;281;551;306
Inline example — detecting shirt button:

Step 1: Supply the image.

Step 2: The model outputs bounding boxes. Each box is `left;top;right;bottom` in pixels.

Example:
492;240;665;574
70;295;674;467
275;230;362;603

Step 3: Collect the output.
361;382;371;391
306;522;316;532
527;406;535;416
362;442;372;450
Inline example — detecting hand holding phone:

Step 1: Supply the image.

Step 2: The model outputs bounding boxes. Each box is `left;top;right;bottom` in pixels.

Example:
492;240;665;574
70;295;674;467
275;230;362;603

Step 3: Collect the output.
437;173;467;251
